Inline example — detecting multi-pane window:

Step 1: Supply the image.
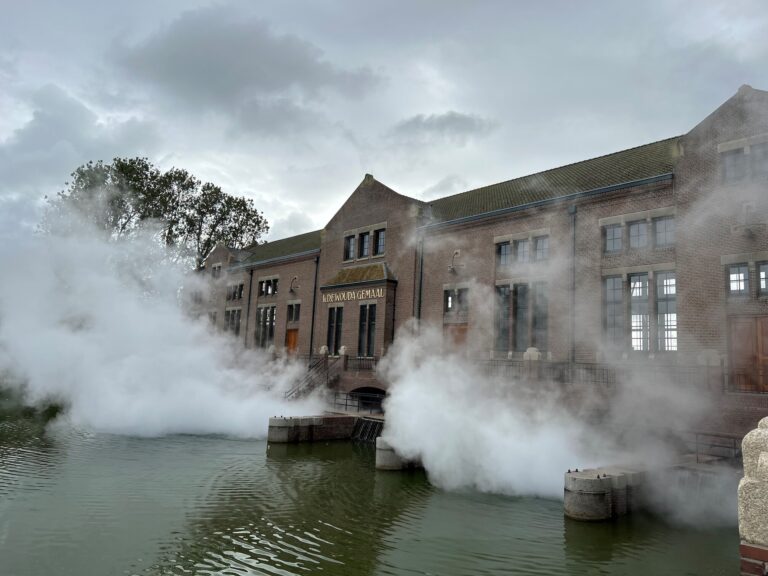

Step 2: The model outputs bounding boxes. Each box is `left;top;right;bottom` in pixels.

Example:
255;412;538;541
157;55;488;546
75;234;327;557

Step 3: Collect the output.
513;284;529;352
753;143;768;180
255;306;276;348
532;282;548;351
722;149;749;183
444;288;469;317
514;239;530;263
656;272;677;352
495;285;510;352
760;263;768;296
534;236;549;262
287;303;301;323
343;235;356;260
327;307;343;355
224;309;242;336
358;232;370;258
496;242;511;268
603;277;624;345
211;265;221;278
258;278;278;296
208;311;217;325
374;229;386;255
729;264;749;296
654;216;675;247
629;273;649;351
604;224;622;253
358;304;376;357
628;221;648;249
226;283;244;301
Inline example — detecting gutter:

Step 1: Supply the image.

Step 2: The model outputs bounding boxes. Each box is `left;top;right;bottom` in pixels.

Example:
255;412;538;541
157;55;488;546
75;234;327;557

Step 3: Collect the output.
320;278;398;291
419;173;673;231
229;248;321;272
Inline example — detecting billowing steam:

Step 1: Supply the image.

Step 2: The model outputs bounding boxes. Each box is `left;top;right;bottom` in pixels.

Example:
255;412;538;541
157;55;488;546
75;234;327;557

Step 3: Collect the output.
0;212;322;437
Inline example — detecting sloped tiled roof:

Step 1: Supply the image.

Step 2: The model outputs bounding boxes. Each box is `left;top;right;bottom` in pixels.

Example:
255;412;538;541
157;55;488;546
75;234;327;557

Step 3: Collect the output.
428;136;682;223
322;263;395;288
240;229;322;266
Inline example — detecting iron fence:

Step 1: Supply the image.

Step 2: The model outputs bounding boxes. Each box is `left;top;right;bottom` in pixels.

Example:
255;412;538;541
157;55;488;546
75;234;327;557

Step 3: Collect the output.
332;391;385;414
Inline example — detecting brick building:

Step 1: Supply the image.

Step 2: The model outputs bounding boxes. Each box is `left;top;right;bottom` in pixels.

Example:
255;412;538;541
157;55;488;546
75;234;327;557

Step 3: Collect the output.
197;85;768;414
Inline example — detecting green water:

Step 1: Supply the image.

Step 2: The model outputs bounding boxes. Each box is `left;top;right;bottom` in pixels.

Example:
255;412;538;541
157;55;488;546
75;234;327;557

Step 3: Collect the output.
0;416;738;576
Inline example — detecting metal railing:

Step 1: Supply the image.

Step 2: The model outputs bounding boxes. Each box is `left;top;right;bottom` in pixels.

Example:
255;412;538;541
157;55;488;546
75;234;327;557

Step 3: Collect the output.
346;356;378;371
332;391;386;414
284;356;342;399
474;360;743;393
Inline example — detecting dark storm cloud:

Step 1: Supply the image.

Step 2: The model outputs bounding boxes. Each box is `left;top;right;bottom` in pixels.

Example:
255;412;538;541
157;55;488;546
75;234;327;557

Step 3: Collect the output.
390;111;497;147
0;85;158;195
113;7;381;115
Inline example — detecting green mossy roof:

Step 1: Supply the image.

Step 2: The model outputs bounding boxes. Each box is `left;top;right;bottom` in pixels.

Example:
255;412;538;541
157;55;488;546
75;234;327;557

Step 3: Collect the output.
323;263;394;287
428;136;682;223
241;229;322;266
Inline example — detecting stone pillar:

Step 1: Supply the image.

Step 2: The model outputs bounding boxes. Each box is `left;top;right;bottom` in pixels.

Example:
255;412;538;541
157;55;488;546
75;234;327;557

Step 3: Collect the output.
375;437;408;470
738;416;768;575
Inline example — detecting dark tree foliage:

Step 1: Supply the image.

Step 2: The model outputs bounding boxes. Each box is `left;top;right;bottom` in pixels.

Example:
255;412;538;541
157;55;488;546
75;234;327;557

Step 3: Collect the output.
41;157;268;269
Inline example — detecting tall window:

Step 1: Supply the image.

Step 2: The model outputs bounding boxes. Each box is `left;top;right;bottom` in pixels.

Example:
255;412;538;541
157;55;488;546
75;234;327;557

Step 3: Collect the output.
327;307;344;355
629;274;649;351
513;284;529;352
760;263;768;296
255;306;276;348
533;236;549;262
287;303;301;323
753;143;768;180
628;221;648;249
654;216;675;247
224;309;242;336
722;149;748;183
729;264;749;296
211;265;221;278
358;232;370;258
603;276;624;345
374;229;386;255
656;272;677;351
495;285;510;352
532;282;548;351
343;235;356;260
604;224;622;253
514;239;529;263
358;304;376;357
444;288;469;318
258;279;278;296
496;242;511;268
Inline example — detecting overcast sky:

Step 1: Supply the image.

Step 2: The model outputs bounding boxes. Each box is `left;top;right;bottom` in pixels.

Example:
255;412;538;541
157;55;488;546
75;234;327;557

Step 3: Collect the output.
1;0;767;240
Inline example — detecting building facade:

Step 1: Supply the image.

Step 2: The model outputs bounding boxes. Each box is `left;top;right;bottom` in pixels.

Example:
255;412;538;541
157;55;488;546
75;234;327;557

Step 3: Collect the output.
197;85;768;406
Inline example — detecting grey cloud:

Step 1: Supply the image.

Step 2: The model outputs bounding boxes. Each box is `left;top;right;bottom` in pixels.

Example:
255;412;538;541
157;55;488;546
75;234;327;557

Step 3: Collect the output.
267;210;315;241
234;97;326;137
421;175;469;199
390;111;497;147
113;8;381;111
0;84;158;198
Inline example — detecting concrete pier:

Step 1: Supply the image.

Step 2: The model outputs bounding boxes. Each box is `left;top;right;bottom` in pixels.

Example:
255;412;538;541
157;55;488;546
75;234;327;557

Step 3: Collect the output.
267;415;357;443
564;466;642;521
375;437;413;470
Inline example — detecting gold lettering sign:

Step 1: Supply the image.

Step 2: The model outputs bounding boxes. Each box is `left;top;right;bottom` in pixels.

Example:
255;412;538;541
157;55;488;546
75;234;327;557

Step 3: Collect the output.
322;287;385;303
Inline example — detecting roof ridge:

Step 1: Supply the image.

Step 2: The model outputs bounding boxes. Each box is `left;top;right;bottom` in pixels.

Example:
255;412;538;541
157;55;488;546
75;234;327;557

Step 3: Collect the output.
430;135;682;205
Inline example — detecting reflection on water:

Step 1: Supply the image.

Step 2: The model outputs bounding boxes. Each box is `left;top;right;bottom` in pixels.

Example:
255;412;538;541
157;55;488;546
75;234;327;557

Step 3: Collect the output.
0;416;738;576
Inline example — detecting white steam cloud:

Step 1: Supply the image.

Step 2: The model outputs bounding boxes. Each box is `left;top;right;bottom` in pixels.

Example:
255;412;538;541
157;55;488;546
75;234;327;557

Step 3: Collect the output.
0;209;322;437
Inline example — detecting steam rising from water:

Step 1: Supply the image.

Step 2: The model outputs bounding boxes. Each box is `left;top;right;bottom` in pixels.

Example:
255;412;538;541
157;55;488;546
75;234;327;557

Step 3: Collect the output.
379;322;737;525
0;217;321;437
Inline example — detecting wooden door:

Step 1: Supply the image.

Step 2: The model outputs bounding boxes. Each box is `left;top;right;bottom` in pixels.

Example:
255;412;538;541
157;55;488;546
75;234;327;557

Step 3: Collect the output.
758;317;768;389
285;329;299;355
443;324;469;351
728;317;768;392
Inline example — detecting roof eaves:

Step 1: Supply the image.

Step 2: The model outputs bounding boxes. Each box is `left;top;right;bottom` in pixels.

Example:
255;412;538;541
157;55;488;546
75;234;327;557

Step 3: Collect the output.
420;173;674;231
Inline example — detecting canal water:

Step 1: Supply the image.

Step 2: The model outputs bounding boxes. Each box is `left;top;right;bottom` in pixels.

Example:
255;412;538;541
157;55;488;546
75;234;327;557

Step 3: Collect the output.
1;416;737;576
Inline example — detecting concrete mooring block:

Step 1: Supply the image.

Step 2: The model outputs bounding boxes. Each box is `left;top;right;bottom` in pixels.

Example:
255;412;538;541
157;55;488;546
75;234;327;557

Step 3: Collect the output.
375;437;411;470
